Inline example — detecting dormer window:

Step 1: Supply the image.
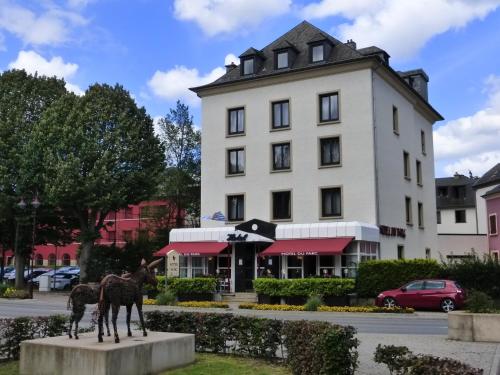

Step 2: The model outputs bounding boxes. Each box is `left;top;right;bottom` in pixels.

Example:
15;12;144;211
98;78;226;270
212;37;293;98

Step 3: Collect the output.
276;51;288;69
242;58;254;75
311;44;324;62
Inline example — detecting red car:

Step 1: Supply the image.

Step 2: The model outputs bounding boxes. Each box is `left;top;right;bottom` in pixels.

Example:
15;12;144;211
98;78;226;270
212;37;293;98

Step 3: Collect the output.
375;279;465;312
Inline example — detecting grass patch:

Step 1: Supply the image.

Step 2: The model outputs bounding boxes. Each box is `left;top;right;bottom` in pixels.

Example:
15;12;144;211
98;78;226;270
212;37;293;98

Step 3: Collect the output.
0;354;290;375
0;361;18;375
163;354;289;375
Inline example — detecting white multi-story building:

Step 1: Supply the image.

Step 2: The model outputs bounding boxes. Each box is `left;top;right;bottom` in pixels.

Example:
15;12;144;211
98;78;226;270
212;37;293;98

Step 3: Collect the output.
157;22;443;292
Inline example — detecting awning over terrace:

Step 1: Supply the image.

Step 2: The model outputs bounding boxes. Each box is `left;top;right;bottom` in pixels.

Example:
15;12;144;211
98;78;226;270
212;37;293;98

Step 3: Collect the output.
259;237;354;256
154;242;229;257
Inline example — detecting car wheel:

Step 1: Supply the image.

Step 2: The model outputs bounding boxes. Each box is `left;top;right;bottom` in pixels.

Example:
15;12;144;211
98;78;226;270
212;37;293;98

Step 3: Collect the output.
383;297;397;308
441;298;455;313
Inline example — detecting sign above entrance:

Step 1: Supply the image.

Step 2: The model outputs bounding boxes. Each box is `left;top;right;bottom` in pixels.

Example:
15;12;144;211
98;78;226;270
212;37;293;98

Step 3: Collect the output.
235;219;276;241
226;230;273;243
379;225;406;238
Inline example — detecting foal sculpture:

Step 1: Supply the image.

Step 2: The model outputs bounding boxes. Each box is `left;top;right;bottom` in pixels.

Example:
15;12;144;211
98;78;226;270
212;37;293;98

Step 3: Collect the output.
67;284;111;339
97;259;161;343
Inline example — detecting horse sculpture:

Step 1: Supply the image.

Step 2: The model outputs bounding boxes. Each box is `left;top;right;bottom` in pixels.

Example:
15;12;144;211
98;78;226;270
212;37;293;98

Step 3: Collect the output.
97;258;161;343
67;284;111;339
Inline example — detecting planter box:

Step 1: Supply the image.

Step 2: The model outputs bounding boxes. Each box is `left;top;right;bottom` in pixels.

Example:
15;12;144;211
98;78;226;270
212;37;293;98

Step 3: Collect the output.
177;293;213;302
323;295;349;307
257;294;281;305
448;311;500;342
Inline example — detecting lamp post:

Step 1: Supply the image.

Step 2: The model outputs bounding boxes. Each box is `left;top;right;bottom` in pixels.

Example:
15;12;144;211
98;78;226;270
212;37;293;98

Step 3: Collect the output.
29;195;40;299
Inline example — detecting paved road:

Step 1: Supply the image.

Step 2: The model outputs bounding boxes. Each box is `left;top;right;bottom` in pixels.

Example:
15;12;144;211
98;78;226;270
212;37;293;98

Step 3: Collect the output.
0;293;448;335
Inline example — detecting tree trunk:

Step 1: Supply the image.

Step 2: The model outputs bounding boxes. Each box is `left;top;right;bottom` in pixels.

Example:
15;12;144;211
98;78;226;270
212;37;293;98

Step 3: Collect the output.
15;254;26;289
79;240;93;283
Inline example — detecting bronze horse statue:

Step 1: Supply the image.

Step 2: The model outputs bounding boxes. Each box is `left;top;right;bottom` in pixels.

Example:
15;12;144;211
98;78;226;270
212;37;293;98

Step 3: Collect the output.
67;283;114;339
97;259;161;343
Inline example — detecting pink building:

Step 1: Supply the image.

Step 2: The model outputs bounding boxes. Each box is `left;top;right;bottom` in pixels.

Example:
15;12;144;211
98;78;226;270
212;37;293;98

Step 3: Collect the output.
2;200;181;267
483;185;500;261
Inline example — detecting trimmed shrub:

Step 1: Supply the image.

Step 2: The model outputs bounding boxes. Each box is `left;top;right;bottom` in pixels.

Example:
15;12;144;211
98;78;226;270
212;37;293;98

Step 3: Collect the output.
356;259;442;297
0;315;68;360
0;283;8;297
239;303;414;313
466;290;496;313
441;256;500;298
2;287;30;299
374;344;483;375
167;277;217;295
253;278;355;297
144;310;359;374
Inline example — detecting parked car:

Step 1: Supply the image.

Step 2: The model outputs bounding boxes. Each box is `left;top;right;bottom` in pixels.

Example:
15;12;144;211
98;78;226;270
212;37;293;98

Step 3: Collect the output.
50;273;79;290
32;267;80;286
375;279;465;312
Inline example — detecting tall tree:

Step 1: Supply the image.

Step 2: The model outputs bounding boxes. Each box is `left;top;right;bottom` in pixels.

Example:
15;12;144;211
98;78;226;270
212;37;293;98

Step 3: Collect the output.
23;84;165;282
0;70;69;288
157;100;201;228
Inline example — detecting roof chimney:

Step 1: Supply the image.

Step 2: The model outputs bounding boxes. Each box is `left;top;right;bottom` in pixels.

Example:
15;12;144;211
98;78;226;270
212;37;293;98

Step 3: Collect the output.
225;62;237;73
346;39;357;50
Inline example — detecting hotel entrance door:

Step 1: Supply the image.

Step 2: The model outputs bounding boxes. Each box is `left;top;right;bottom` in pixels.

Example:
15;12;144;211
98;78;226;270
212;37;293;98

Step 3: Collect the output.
234;244;255;292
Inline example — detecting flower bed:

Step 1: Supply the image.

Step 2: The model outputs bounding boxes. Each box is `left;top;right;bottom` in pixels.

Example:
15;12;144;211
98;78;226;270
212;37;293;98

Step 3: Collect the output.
1;287;29;299
143;300;229;309
239;303;414;313
143;299;157;305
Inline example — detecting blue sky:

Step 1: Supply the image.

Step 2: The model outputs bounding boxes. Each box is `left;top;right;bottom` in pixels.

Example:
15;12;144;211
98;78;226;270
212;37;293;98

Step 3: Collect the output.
1;0;500;177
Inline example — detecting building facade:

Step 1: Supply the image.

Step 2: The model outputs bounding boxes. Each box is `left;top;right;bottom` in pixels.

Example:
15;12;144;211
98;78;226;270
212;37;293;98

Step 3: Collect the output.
158;21;443;292
435;174;487;259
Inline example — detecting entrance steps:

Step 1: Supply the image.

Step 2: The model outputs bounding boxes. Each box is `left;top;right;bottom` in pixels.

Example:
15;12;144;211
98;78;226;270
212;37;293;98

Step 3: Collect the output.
221;292;257;304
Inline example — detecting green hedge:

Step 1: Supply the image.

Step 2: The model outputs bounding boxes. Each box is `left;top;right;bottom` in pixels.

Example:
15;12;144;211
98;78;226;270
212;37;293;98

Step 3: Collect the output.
145;310;358;374
253;278;355;297
356;259;442;297
166;277;217;295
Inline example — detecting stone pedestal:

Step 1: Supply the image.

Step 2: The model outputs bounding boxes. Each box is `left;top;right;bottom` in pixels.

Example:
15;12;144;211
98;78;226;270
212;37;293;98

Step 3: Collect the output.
20;331;195;375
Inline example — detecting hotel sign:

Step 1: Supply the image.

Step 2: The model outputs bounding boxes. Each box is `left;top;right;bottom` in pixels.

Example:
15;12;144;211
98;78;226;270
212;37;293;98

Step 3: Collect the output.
379;225;406;238
280;251;318;256
166;250;180;278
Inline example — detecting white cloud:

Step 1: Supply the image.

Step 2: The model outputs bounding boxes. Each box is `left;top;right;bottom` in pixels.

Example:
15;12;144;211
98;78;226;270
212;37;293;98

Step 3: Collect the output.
147;53;236;106
434;75;500;176
0;0;87;46
8;50;83;95
302;0;500;59
224;53;239;66
174;0;292;37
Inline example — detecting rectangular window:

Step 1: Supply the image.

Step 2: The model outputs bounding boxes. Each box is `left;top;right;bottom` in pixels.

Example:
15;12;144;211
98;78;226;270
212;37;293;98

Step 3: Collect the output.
242;58;254;75
321;187;342;217
319;93;339;122
312;44;324;62
320;137;341;166
393;106;399;134
272;100;290;129
191;256;207;277
227;148;245;175
455;210;466;223
489;214;498;235
421;130;426;154
397;245;405;260
228;107;244;135
437;210;441;224
405;196;412;225
416;160;422;185
437;187;448;197
287;256;302;278
179;256;188;278
418;202;424;228
403;151;410;179
276;51;288;69
227;195;244;222
272;142;291;170
272;191;291;220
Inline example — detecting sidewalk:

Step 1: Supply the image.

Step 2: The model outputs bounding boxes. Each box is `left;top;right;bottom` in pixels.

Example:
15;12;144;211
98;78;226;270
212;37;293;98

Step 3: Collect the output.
357;333;500;375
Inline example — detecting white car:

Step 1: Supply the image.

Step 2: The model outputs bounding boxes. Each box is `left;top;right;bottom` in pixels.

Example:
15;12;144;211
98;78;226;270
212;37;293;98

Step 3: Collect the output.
33;267;80;285
50;273;79;290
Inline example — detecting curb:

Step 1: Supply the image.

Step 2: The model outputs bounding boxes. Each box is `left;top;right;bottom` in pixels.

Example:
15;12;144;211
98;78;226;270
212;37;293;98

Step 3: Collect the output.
490;344;500;375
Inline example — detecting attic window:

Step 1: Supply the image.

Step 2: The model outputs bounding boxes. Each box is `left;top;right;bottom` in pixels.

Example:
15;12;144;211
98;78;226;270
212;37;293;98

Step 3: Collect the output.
242;58;254;75
276;51;288;69
311;44;324;62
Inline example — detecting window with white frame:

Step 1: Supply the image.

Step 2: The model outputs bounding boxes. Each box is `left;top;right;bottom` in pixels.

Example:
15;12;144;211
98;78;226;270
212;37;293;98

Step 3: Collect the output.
319;256;335;276
179;256;188;278
287;256;302;278
360;242;379;262
191;256;207;277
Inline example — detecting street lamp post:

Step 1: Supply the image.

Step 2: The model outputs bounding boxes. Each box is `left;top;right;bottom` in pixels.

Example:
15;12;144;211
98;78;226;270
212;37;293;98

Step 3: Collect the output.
29;195;40;299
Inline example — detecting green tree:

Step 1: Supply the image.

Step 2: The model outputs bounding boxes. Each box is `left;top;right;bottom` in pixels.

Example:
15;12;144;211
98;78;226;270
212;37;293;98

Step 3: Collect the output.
0;70;70;288
157;100;201;228
23;84;165;282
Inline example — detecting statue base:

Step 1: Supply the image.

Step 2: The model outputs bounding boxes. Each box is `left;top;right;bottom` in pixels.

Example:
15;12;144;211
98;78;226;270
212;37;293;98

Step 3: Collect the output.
20;331;195;375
